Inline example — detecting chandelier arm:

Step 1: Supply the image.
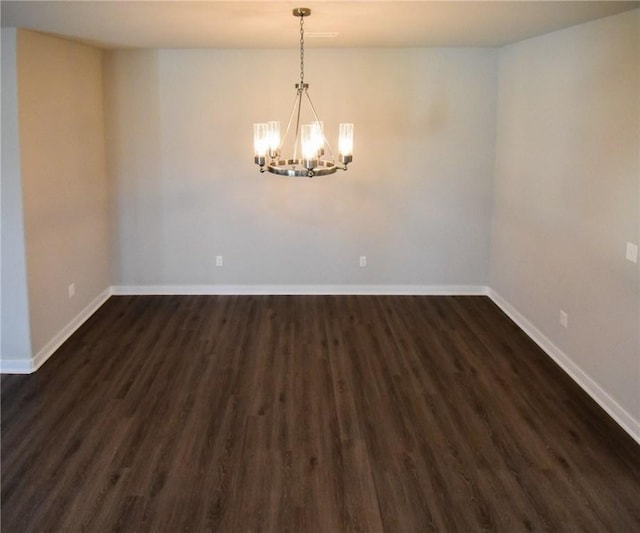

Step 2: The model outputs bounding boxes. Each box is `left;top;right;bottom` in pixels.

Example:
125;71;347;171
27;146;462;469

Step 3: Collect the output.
292;88;304;164
279;89;303;156
304;90;336;162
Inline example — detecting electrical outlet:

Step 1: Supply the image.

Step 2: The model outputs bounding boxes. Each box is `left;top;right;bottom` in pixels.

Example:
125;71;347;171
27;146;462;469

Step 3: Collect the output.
216;255;223;267
359;256;367;267
68;283;75;299
559;310;568;329
626;242;638;263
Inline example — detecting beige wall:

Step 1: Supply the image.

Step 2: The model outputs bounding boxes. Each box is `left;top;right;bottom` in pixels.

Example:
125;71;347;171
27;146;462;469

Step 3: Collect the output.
491;10;640;423
104;48;498;287
17;30;111;355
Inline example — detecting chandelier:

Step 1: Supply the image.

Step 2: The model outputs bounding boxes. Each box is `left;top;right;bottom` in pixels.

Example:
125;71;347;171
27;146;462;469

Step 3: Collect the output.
253;7;354;178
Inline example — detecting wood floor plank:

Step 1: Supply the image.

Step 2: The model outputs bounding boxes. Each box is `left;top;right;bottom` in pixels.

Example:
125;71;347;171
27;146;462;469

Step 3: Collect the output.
2;295;639;532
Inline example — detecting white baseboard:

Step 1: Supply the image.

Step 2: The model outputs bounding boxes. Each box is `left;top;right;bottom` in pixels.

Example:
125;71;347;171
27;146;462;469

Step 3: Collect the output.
0;288;112;374
487;288;640;445
111;284;489;296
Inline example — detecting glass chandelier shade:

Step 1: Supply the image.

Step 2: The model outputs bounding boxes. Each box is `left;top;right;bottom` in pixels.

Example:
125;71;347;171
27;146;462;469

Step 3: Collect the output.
253;8;354;178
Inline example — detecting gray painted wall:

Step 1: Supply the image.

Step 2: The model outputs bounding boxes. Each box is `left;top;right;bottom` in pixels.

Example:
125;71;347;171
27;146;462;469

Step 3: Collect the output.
490;10;640;421
1;28;32;361
104;48;498;287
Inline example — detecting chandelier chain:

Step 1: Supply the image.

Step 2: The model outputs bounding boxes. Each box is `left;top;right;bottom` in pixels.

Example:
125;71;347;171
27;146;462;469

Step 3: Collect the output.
299;13;305;85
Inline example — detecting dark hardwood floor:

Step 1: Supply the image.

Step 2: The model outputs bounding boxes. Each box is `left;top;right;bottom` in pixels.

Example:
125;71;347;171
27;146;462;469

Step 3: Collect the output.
2;295;639;532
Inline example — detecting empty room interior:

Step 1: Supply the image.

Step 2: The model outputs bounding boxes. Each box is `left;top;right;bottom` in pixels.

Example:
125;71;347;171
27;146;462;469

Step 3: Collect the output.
1;0;639;531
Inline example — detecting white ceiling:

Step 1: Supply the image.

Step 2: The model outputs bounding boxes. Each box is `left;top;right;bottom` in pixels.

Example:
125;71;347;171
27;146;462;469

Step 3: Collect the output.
1;1;637;49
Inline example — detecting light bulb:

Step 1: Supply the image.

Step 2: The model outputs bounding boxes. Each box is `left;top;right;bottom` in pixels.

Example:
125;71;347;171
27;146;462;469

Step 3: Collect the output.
338;123;354;157
312;121;324;156
253;123;268;157
267;121;280;157
301;124;319;170
338;123;353;165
